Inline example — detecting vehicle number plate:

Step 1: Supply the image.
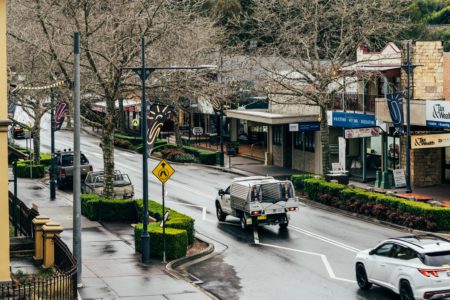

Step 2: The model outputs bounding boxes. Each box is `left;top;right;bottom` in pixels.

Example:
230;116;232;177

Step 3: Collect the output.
257;215;267;221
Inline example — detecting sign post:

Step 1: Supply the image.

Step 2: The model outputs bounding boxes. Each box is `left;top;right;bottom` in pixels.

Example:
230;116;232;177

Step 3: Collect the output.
152;159;175;263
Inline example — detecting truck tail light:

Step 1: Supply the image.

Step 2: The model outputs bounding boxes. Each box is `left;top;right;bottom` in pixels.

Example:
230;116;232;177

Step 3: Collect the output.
288;207;297;212
61;169;66;177
419;269;440;278
251;211;260;216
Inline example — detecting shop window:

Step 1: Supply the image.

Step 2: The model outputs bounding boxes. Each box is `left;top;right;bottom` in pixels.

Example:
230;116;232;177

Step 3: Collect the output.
273;126;282;145
294;131;315;152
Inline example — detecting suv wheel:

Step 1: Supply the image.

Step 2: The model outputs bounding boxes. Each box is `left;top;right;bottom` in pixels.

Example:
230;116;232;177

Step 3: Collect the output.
399;281;414;300
356;263;372;290
216;204;227;222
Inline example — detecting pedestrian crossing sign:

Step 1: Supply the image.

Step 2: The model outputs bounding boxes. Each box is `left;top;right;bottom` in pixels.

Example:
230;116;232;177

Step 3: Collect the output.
152;159;175;184
132;118;140;127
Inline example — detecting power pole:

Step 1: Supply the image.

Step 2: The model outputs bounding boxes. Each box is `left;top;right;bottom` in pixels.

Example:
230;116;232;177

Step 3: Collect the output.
50;88;56;200
73;32;82;286
403;42;415;194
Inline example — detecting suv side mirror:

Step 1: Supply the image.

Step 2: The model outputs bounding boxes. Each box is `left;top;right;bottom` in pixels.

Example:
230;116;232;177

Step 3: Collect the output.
218;189;224;196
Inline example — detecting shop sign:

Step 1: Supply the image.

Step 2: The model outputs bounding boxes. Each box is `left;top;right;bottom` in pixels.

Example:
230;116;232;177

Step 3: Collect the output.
299;122;320;132
192;127;204;136
338;137;346;171
411;133;450;149
344;127;379;139
327;111;376;128
426;100;450;129
393;169;406;188
289;123;299;132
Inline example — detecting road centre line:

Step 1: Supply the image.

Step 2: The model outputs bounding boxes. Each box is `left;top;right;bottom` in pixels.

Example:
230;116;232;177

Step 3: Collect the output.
289;225;361;253
258;242;356;284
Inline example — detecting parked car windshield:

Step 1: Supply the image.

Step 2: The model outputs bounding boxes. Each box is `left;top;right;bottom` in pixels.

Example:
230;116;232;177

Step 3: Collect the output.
61;153;89;166
423;251;450;267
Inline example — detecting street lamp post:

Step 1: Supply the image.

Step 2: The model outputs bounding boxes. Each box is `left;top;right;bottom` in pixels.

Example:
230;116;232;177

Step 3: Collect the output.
50;88;56;200
123;37;214;263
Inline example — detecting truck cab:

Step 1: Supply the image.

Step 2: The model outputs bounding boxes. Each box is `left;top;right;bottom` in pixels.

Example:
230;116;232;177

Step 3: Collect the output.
216;176;299;230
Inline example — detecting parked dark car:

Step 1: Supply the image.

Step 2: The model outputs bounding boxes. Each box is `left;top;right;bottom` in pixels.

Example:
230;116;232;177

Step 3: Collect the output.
55;150;93;189
11;125;31;139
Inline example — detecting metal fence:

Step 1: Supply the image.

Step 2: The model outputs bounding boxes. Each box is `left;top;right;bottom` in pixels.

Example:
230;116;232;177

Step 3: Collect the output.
4;193;78;300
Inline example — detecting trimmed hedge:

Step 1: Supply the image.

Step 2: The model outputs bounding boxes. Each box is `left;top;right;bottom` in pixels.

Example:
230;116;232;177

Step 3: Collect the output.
154;144;217;165
14;161;45;178
135;223;188;259
301;178;450;231
136;199;195;245
80;195;137;222
291;174;322;191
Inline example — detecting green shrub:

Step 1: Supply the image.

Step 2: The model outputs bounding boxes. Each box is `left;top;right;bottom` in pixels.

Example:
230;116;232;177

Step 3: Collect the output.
114;132;142;145
136;199;195;245
80;194;137;222
39;153;52;167
114;138;133;149
291;174;321;191
301;178;450;231
134;223;187;259
14;161;45;178
182;146;217;165
174;153;197;163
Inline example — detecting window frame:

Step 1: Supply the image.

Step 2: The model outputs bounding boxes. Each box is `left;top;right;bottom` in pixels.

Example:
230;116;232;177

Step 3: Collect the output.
273;125;282;145
294;131;315;152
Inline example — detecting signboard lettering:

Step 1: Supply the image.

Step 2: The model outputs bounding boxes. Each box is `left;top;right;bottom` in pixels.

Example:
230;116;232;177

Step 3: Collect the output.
344;127;379;139
411;133;450;149
327;111;376;128
289;123;299;132
426;100;450;129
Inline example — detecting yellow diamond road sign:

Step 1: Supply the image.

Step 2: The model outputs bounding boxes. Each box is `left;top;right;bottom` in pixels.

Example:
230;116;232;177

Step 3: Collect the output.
152;159;175;184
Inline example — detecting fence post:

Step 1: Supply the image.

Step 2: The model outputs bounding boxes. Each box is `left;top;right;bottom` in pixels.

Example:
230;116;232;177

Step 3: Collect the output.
42;222;64;268
32;216;50;263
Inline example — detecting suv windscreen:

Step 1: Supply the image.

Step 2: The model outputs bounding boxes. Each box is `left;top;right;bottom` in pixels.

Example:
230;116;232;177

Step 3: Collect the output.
423;251;450;267
61;153;89;166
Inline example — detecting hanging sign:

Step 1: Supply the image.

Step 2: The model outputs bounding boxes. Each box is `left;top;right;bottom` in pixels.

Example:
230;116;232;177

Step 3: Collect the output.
55;99;68;131
344;127;379;139
411;133;450;149
147;104;172;153
426;100;450;129
192;127;204;136
328;111;376;128
386;92;404;135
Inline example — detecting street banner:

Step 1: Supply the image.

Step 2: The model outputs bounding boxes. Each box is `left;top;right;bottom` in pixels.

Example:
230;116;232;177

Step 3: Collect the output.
426;100;450;129
411;133;450;149
386;92;404;135
55;98;68;131
344;127;379;139
146;104;172;153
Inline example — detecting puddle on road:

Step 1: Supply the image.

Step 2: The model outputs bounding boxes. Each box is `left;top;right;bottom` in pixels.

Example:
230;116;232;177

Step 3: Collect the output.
188;254;241;300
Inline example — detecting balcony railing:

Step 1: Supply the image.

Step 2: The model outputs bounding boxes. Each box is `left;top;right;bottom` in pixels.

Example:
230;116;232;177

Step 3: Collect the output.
329;93;377;113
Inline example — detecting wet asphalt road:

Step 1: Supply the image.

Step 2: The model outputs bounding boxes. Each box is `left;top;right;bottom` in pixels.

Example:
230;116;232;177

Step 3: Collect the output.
14;109;405;300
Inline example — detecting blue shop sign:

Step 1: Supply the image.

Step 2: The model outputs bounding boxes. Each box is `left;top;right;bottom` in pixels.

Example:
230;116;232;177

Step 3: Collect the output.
329;112;376;128
299;122;320;131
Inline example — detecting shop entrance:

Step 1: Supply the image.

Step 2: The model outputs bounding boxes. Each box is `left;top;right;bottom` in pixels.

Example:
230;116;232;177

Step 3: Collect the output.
444;148;450;184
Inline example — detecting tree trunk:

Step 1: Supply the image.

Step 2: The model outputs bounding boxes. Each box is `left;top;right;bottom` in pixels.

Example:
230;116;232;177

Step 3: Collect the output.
320;106;330;175
119;98;125;133
101;99;115;199
32;122;41;165
174;118;182;147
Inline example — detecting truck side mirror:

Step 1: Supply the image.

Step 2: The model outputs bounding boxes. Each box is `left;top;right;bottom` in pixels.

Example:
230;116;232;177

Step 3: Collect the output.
218;189;224;196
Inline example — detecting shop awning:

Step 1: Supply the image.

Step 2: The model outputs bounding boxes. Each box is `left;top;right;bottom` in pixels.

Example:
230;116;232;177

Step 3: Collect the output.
225;109;318;125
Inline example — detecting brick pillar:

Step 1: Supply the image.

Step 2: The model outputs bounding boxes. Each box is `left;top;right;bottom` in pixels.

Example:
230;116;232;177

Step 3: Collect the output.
32;216;50;262
42;222;64;269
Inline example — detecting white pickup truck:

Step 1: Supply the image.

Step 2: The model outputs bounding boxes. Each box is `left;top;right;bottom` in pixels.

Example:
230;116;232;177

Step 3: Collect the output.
215;176;299;230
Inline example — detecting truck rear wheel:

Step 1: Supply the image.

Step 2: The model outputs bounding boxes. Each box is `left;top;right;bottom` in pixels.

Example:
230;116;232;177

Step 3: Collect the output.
216;204;227;222
279;214;289;229
240;215;248;230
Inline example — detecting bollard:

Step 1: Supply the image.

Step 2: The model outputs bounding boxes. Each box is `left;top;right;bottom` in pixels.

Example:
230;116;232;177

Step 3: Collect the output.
32;215;50;263
42;222;64;268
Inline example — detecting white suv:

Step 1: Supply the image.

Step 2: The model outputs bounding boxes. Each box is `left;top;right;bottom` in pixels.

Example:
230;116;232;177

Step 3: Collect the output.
354;235;450;300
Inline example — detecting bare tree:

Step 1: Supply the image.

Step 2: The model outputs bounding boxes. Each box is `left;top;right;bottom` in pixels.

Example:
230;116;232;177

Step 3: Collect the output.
8;0;220;197
237;0;411;174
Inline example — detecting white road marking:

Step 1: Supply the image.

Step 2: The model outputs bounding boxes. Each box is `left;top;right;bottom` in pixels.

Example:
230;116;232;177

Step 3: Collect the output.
259;242;356;284
253;226;260;244
289;225;361;253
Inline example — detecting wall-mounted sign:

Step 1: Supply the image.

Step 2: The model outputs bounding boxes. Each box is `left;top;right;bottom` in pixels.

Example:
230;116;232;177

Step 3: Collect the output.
299;122;320;132
327;111;376;128
411;133;450;149
344;127;380;139
289;123;299;132
426;100;450;129
192;127;204;136
338;137;346;171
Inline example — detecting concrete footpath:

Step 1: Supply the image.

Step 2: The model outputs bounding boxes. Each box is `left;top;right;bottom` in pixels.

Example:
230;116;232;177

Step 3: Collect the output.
8;177;211;300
